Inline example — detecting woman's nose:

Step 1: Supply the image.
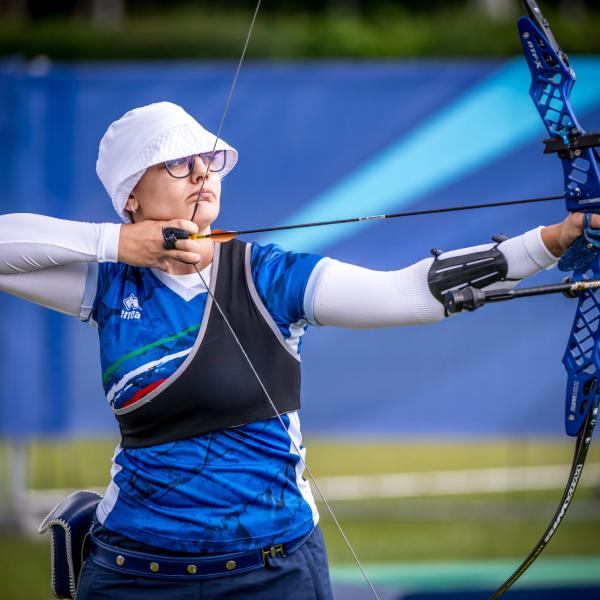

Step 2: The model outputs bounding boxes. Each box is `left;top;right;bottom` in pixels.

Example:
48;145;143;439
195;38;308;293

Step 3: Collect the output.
191;155;210;182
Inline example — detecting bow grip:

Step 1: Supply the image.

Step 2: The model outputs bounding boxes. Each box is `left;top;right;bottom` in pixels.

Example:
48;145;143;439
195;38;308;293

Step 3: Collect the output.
562;365;599;437
583;212;600;247
558;213;600;272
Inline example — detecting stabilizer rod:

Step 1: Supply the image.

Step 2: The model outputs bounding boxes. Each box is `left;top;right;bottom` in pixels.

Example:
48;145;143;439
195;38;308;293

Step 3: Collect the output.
444;279;600;313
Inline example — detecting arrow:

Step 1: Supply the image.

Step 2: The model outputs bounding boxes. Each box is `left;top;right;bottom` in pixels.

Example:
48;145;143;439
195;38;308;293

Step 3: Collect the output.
178;193;565;244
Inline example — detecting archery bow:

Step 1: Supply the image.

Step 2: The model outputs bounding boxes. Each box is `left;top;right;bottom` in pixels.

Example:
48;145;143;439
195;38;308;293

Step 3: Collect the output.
491;1;600;595
443;1;600;597
518;0;600;437
174;1;600;598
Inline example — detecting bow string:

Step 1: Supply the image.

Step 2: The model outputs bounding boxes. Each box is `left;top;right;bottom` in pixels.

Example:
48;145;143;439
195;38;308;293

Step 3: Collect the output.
185;1;381;598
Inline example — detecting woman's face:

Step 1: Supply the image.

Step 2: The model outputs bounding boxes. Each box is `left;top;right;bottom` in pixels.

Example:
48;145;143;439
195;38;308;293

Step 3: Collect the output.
126;155;222;231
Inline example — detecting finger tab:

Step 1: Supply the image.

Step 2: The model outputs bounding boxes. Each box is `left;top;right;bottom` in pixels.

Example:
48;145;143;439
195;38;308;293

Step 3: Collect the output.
162;227;191;250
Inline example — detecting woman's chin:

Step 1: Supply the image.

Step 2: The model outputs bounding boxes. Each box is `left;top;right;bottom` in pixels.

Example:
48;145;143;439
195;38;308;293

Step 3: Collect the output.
192;211;219;230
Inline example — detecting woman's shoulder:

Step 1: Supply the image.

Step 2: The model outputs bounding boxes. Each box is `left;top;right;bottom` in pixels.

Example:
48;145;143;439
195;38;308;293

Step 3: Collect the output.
249;241;324;273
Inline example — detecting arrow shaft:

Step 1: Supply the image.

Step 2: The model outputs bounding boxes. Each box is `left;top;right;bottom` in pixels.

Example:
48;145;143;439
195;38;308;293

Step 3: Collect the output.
195;194;564;240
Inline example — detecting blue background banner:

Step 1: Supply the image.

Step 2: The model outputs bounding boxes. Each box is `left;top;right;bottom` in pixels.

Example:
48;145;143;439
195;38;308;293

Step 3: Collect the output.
1;57;600;438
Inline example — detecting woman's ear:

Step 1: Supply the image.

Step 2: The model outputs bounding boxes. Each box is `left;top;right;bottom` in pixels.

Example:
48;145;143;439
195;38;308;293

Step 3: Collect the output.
125;194;139;222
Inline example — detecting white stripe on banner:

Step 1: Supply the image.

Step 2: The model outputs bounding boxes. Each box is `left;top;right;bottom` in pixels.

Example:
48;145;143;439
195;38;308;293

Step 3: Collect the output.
316;463;600;501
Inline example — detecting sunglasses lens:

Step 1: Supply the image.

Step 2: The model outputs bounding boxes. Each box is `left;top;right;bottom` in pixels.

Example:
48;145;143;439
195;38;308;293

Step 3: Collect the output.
200;150;227;173
164;156;193;178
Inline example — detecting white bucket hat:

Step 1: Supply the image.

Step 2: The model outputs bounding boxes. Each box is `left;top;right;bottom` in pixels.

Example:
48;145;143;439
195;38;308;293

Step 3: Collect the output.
96;101;238;223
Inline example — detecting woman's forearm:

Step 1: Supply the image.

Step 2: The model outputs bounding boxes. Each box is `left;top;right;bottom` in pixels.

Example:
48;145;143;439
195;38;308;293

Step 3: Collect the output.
0;263;94;318
309;227;558;328
0;213;120;275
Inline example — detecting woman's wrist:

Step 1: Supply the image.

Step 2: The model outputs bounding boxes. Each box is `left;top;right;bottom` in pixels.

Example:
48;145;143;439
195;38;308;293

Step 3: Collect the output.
540;223;566;258
118;223;141;265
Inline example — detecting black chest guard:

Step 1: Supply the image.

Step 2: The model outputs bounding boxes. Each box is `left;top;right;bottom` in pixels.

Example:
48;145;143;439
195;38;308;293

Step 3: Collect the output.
117;240;301;449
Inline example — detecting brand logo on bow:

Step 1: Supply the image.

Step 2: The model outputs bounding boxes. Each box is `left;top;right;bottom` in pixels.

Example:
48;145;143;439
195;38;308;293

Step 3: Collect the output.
526;40;543;70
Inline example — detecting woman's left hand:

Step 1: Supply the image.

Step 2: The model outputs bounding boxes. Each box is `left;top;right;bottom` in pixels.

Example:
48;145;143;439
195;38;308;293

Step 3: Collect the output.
541;213;600;257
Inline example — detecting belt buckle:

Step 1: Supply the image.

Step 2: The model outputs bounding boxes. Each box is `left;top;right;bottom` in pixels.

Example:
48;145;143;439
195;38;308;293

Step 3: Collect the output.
261;543;285;564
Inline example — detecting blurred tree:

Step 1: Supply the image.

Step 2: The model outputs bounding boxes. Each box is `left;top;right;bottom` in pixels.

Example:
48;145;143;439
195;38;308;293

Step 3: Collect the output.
91;0;124;25
27;0;78;18
0;0;28;22
6;0;599;19
560;0;587;19
473;0;515;20
327;0;360;14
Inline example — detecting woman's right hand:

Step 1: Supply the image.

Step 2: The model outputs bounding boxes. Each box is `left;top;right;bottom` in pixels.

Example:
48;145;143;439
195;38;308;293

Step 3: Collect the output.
118;219;202;270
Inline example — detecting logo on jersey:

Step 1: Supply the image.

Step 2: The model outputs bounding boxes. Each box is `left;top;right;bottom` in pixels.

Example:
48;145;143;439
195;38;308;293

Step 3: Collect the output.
121;294;142;320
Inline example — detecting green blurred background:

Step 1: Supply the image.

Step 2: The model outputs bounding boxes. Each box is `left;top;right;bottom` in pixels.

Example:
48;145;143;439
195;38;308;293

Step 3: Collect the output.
1;0;599;59
2;439;599;598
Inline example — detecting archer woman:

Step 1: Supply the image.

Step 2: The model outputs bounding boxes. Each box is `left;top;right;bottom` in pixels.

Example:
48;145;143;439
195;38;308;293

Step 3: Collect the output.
0;101;590;600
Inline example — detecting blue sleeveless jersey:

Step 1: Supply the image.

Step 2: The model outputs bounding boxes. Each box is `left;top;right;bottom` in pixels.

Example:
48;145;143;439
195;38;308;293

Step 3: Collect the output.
87;243;324;553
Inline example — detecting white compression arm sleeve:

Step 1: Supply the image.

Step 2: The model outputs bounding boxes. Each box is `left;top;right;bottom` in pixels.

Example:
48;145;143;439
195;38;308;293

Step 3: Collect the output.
0;213;120;318
308;226;558;328
0;213;120;274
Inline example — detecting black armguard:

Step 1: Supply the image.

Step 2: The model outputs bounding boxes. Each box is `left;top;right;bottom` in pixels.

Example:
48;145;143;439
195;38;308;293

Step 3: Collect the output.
427;242;509;304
